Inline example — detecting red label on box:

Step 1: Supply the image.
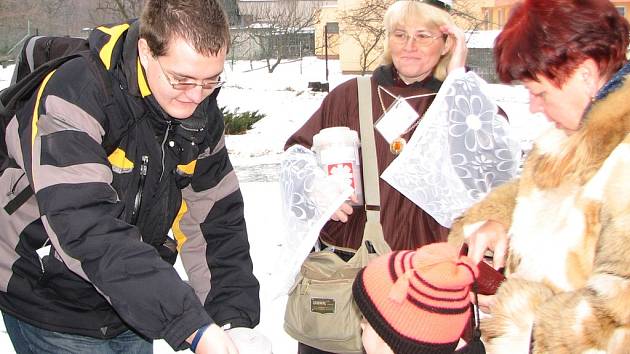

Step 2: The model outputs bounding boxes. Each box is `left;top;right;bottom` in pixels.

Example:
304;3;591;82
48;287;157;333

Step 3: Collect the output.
326;163;355;188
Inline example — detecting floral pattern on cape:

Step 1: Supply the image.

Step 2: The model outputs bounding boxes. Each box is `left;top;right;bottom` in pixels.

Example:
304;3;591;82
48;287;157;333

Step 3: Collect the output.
269;145;352;298
382;70;521;227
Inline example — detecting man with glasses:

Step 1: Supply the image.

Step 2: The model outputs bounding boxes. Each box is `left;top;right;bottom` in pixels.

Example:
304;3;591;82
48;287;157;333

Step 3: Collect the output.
0;0;260;353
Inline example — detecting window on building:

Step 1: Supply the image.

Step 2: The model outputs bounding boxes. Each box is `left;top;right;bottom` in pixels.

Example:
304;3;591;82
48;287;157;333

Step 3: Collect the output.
498;9;504;27
325;22;339;34
617;6;626;17
483;9;491;30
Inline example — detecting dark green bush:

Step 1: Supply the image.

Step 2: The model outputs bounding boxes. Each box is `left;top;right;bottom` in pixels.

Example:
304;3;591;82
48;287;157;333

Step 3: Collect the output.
221;106;266;135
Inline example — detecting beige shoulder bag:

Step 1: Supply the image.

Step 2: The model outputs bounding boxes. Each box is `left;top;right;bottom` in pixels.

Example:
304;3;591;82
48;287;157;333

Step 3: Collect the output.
284;76;391;353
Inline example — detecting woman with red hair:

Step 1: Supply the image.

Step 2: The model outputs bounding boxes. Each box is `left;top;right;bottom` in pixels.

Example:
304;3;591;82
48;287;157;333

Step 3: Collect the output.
449;0;630;353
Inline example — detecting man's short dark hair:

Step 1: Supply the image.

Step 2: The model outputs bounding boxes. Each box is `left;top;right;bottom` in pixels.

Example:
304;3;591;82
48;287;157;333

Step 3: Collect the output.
140;0;230;57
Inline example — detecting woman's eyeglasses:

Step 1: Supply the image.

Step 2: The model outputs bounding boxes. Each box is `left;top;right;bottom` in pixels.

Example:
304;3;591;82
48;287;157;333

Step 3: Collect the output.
390;30;447;47
156;57;226;91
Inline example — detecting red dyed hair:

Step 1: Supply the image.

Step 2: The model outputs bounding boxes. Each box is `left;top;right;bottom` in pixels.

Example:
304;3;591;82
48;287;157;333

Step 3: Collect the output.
495;0;629;87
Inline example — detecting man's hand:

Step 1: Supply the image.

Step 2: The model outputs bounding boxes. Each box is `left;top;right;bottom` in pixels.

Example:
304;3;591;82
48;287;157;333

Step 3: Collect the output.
465;220;509;270
330;194;358;223
225;327;272;353
187;324;239;354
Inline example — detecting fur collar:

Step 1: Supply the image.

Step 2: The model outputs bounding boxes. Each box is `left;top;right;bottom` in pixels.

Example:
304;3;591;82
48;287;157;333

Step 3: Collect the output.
527;63;630;189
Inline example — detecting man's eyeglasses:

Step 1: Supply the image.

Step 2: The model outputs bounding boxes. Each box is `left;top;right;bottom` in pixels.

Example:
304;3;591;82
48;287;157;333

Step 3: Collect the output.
155;57;226;91
390;30;447;47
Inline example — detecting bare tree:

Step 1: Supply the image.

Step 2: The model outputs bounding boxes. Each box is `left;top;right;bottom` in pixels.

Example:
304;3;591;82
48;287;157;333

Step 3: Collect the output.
93;0;145;22
451;0;489;33
240;0;321;73
0;0;75;57
227;29;255;69
340;0;393;75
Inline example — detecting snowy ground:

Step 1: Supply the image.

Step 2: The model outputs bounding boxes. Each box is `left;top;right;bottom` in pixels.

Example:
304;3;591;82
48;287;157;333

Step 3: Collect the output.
0;57;548;353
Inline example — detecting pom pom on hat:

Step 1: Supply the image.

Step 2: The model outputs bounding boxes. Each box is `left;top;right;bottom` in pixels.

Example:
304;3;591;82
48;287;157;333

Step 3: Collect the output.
352;242;478;354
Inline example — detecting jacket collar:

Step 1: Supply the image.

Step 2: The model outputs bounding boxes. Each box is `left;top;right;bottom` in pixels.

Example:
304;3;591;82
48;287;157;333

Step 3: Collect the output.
372;64;443;91
120;20;150;98
577;62;630;139
578;61;630;160
594;62;630;102
88;20;152;99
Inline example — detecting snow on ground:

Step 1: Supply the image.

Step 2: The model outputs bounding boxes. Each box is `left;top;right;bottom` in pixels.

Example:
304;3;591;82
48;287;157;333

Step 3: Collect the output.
0;56;547;354
221;58;350;169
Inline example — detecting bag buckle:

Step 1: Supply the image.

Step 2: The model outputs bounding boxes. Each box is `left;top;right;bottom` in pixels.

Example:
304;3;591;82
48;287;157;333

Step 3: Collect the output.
364;204;380;212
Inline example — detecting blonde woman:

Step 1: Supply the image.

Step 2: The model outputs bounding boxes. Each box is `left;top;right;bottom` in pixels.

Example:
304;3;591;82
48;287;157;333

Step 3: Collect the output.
284;1;486;353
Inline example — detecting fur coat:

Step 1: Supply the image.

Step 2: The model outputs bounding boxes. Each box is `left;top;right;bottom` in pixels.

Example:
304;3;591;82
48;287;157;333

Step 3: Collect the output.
448;64;630;353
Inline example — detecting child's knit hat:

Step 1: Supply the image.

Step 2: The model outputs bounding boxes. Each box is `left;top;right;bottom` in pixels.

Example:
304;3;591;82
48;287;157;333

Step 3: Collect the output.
352;242;479;354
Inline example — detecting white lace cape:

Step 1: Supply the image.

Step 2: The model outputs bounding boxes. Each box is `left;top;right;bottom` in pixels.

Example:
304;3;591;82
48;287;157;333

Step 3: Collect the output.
382;70;521;227
269;145;352;298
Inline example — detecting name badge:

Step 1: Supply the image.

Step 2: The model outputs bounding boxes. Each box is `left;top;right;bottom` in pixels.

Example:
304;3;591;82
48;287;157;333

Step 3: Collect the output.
374;97;419;143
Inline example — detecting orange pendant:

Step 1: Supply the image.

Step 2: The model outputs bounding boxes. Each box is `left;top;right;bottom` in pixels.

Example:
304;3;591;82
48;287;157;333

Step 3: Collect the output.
390;137;406;155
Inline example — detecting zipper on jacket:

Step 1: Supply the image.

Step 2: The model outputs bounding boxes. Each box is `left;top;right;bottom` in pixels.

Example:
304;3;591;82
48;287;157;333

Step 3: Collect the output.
159;121;171;182
7;172;26;198
130;155;148;226
4;172;34;215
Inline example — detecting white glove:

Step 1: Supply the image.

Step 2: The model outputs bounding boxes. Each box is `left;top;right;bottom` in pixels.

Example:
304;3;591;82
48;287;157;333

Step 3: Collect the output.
226;327;272;354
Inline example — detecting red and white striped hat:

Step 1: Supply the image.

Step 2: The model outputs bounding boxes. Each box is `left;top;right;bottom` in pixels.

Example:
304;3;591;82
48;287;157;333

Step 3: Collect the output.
352;242;478;354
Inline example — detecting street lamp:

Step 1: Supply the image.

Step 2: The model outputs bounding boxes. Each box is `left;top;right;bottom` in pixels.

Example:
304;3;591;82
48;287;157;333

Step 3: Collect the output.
324;23;329;83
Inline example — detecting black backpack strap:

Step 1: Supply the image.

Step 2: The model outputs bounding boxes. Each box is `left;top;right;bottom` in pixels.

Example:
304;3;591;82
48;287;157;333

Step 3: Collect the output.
1;49;119;213
0;54;83;120
0;54;81;212
11;36;90;85
1;48;118;135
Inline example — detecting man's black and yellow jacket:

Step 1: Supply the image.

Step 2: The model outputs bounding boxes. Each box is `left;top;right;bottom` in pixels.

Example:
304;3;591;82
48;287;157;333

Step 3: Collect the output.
0;21;260;350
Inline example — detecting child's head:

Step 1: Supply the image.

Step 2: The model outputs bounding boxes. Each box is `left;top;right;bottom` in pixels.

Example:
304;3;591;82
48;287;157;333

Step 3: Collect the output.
352;242;478;354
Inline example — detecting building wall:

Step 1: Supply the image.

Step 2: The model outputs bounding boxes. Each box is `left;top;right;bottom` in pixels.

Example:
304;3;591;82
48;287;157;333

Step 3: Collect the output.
233;0;324;61
313;0;386;74
479;5;511;30
315;0;630;75
482;0;630;30
452;0;494;31
314;5;340;58
337;0;384;74
327;0;507;74
610;0;630;21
